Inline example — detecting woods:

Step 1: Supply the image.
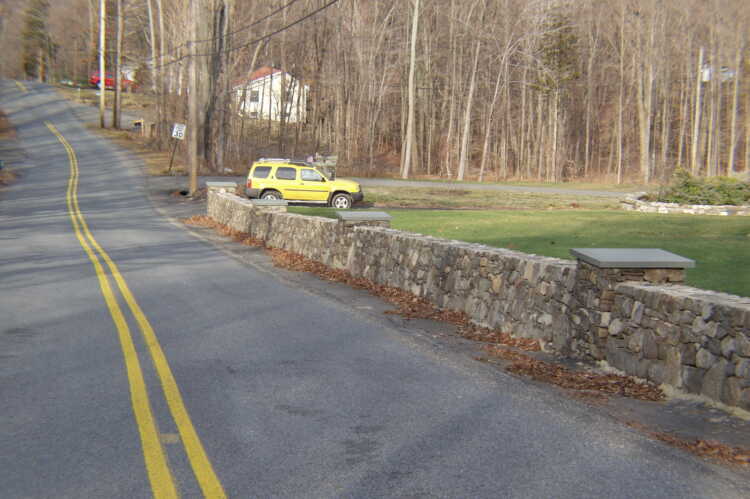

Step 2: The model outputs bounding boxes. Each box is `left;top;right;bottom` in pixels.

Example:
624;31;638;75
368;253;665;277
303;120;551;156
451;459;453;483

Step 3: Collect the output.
1;0;749;184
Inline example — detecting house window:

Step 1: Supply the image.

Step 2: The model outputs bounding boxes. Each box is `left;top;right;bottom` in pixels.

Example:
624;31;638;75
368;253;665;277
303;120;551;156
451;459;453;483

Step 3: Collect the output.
249;90;259;102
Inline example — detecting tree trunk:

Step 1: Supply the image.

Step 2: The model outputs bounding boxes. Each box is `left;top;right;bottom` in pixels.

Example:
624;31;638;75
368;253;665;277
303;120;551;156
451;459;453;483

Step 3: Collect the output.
690;47;704;175
457;38;481;181
727;43;742;174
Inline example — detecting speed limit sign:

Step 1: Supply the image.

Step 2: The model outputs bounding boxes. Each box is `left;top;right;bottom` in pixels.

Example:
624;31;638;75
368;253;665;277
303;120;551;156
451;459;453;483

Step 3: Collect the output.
171;123;187;140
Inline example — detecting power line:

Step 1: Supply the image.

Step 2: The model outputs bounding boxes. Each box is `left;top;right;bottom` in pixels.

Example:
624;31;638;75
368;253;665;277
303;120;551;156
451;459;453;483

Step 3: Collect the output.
166;0;303;57
157;0;339;70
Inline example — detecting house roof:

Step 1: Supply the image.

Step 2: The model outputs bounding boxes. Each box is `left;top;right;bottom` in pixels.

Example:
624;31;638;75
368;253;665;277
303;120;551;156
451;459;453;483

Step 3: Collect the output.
248;66;282;81
233;66;283;88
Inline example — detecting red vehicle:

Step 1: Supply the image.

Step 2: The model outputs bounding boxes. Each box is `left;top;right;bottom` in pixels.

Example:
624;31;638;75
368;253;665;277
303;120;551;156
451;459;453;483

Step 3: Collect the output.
89;72;136;91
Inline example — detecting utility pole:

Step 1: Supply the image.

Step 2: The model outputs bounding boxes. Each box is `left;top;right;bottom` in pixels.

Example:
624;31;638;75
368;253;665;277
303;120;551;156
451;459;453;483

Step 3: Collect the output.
99;0;106;128
188;0;200;195
113;0;123;129
400;0;419;179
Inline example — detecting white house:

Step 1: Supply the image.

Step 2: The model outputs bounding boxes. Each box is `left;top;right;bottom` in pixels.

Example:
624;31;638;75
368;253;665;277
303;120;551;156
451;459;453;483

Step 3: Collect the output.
234;66;309;123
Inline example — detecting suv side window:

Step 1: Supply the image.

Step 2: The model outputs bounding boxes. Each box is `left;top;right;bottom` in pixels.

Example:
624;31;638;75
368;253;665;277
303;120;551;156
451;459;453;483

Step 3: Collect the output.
252;166;271;178
275;167;297;180
301;169;324;182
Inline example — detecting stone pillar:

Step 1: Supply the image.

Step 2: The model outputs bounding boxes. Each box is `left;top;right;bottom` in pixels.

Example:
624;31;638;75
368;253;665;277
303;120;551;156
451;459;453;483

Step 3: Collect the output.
570;248;695;360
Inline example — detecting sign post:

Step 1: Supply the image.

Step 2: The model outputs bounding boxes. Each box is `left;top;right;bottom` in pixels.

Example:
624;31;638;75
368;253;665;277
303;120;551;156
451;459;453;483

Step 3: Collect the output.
167;123;186;173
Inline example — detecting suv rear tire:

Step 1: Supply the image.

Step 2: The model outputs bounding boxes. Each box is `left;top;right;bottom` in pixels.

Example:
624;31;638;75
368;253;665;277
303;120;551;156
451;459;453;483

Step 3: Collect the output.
261;190;282;200
331;192;353;209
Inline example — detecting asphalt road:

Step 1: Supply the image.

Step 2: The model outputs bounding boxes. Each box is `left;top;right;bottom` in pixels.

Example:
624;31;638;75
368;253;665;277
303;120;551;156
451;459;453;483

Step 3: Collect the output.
1;81;748;498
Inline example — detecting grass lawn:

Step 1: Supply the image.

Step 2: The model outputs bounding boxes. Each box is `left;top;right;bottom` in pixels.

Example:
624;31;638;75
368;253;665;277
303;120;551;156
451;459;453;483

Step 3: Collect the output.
289;207;750;297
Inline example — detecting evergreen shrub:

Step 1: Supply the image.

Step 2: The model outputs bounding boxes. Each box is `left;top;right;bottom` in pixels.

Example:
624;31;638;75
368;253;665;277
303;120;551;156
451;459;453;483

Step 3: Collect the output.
645;169;750;206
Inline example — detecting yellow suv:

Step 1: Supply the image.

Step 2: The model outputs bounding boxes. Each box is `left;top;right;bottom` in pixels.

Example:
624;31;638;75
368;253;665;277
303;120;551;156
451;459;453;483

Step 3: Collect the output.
245;158;363;209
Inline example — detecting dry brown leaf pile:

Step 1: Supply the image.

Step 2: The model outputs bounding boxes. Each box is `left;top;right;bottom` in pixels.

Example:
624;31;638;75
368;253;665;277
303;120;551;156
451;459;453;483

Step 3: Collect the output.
182;216;264;247
626;421;750;467
483;345;665;402
458;326;541;351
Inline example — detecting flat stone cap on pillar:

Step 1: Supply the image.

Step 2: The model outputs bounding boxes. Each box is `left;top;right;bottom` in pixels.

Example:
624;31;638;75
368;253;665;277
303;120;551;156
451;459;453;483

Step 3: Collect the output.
570;248;695;268
335;211;391;222
335;210;391;227
250;199;288;207
206;181;238;192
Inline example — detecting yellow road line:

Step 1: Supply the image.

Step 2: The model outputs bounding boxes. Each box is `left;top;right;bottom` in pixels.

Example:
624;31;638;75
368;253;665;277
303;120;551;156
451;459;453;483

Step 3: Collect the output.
15;80;27;92
47;121;178;499
47;122;226;499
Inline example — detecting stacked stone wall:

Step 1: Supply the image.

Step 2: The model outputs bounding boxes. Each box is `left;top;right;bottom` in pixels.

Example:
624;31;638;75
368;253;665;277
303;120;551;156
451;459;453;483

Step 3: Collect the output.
207;191;750;410
621;195;750;216
607;283;750;408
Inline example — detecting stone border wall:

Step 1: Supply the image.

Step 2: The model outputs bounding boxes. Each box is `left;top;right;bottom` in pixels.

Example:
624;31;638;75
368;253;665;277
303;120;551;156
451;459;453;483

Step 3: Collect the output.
208;191;750;409
621;194;750;216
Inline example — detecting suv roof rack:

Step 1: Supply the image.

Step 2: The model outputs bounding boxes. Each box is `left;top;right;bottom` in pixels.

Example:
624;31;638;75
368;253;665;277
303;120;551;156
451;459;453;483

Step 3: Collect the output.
257;157;291;163
256;157;312;166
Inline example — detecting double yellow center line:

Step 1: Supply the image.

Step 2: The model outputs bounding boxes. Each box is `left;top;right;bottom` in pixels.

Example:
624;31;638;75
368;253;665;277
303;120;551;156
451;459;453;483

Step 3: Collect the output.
46;122;225;498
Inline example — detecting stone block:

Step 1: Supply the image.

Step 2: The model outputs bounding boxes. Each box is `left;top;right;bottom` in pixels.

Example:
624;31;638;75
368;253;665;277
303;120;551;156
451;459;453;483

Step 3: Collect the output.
723;377;743;406
607;347;639;375
720;337;736;359
609;318;625;336
679;344;697;366
679;310;695;326
701;359;730;401
664;346;683;387
642;332;659;360
631;302;645;324
735;359;750;381
737;334;750;357
636;359;653;378
695;348;717;369
648;363;667;384
740;389;750;411
628;331;644;354
682;366;705;394
706;321;729;340
706;338;722;356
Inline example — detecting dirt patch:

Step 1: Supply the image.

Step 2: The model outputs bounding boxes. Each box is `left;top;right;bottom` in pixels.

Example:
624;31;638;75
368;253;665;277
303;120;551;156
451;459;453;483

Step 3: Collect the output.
0;110;18;187
0;110;16;140
0;169;17;186
426;189;472;196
